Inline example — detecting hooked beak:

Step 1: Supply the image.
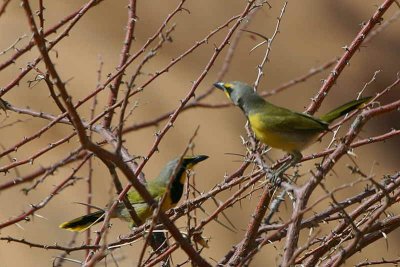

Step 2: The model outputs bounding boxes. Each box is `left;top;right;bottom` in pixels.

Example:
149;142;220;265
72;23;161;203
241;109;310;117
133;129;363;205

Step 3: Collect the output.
213;82;225;91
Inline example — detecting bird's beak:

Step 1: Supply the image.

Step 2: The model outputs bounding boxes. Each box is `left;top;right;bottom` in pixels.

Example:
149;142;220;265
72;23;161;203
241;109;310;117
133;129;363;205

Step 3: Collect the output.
191;155;209;164
214;82;232;100
213;82;225;91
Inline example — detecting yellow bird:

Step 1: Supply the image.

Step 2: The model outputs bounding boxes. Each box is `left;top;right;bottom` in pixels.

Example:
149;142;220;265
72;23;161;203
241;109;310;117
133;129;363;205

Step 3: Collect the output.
59;155;209;232
214;81;371;183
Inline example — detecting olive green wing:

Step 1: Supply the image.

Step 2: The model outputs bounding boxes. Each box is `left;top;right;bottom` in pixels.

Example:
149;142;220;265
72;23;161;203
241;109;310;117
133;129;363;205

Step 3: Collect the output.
122;182;167;224
250;106;328;134
319;96;372;123
126;181;167;204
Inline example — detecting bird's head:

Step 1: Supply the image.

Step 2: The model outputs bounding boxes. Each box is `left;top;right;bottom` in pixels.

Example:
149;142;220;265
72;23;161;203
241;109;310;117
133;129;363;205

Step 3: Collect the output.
213;81;254;106
182;155;209;169
159;155;209;184
173;155;208;185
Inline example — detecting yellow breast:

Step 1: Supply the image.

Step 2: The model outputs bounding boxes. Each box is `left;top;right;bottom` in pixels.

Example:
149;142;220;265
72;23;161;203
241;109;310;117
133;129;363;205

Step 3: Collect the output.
248;113;315;152
117;194;177;226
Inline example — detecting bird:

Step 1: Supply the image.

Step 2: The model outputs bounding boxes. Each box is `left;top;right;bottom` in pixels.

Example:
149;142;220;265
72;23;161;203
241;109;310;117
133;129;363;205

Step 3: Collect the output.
59;155;209;232
214;81;371;183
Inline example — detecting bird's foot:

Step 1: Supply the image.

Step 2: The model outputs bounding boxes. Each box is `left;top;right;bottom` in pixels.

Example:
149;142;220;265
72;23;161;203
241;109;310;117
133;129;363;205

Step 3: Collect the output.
261;166;283;186
269;171;283;186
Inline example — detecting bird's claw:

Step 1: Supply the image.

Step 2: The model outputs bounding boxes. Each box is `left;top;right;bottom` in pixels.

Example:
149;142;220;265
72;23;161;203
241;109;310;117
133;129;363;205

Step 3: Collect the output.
269;172;282;186
261;167;283;186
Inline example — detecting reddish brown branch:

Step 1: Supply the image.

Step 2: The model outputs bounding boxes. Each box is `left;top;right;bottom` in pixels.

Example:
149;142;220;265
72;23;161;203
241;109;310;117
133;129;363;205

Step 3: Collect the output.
306;0;396;115
0;236;99;253
0;0;104;97
0;0;11;17
0;155;90;229
21;0;90;146
295;98;400;266
227;185;274;266
103;0;137;128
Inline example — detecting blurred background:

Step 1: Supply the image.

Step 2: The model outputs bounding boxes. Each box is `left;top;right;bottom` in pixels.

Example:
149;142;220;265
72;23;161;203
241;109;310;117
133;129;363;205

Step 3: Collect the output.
0;0;399;266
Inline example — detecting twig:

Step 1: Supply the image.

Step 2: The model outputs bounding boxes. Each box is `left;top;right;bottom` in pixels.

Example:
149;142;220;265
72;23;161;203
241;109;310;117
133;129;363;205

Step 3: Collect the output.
306;0;396;115
103;0;137;128
252;2;288;90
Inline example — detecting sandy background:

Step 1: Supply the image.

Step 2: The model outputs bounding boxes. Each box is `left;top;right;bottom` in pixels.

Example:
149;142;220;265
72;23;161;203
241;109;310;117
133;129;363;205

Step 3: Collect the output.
0;0;399;266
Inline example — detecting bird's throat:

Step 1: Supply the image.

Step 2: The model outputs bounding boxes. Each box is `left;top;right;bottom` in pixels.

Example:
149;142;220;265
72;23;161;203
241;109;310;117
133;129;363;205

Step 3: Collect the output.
170;167;186;204
239;93;268;116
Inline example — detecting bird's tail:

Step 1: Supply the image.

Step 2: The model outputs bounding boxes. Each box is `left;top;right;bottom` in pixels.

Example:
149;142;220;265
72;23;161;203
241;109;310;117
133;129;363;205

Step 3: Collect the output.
59;210;105;232
319;96;372;123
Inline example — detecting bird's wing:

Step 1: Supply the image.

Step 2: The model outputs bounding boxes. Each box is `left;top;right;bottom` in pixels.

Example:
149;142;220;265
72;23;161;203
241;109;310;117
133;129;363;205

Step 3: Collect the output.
288;111;329;131
252;108;328;133
127;182;167;204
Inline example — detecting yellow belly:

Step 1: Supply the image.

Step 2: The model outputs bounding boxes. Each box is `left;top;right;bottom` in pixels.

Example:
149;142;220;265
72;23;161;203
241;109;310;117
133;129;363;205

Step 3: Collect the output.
117;193;176;226
249;115;316;152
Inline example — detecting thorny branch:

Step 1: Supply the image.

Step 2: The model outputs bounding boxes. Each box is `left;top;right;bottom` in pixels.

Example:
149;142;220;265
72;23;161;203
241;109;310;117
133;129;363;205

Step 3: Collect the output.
0;1;399;266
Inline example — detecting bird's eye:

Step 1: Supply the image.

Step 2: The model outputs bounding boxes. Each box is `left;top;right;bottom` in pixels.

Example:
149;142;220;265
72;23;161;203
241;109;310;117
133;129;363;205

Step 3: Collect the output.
223;84;234;95
224;83;233;90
